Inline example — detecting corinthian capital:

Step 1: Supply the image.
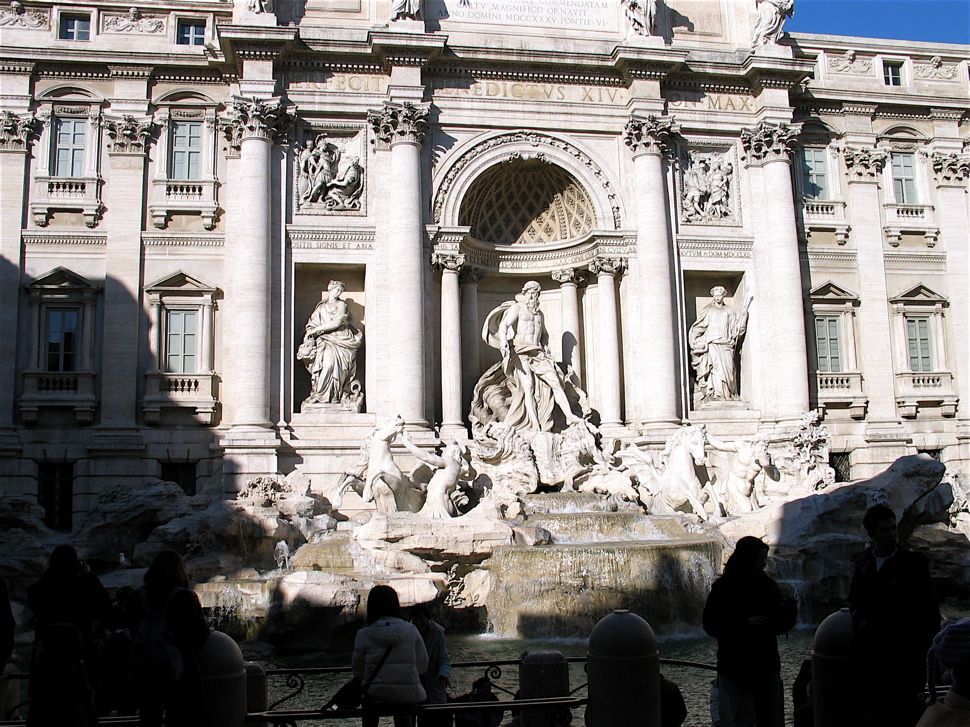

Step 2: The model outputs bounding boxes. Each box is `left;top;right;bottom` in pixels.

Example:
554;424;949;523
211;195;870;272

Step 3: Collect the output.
740;121;801;164
431;251;464;272
368;101;430;148
551;268;586;285
104;115;154;154
589;256;627;276
0;110;36;151
842;146;888;181
623;114;678;157
220;98;291;154
931;152;970;186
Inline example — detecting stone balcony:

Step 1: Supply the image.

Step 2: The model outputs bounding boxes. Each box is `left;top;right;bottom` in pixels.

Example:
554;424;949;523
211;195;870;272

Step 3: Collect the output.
149;178;220;230
895;371;958;418
798;198;850;244
883;203;939;246
19;370;97;424
816;371;867;419
142;371;218;425
30;175;104;228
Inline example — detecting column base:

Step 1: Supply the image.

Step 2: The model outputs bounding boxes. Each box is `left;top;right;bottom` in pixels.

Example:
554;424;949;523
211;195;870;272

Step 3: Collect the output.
439;423;469;441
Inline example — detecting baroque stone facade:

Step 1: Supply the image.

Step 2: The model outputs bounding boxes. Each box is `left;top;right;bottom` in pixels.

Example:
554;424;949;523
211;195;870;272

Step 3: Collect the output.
0;0;968;528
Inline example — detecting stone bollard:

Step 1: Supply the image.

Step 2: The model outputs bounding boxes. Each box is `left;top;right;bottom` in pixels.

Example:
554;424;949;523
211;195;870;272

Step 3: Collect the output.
519;650;569;727
245;662;268;727
812;608;864;727
586;609;659;727
197;630;247;727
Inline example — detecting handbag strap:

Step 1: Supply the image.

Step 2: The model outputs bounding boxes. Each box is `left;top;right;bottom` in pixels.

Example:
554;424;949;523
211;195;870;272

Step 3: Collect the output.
362;646;394;694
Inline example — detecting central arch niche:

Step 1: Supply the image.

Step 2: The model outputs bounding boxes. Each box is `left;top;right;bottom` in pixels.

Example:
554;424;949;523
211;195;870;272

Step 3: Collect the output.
458;159;596;245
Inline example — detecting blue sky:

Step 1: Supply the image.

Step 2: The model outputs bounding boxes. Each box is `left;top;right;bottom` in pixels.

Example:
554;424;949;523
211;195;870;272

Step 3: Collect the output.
785;0;970;45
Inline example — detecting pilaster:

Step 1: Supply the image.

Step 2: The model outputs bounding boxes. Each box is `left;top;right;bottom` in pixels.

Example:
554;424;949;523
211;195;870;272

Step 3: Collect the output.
0;110;35;456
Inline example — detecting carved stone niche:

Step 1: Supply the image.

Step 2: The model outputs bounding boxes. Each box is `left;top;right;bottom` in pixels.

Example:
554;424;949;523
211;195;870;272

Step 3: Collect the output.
677;142;739;226
293;125;367;216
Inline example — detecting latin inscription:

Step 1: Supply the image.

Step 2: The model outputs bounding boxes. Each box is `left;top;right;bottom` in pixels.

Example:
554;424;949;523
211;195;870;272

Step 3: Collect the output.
667;91;755;112
287;72;387;94
426;0;618;32
433;78;626;104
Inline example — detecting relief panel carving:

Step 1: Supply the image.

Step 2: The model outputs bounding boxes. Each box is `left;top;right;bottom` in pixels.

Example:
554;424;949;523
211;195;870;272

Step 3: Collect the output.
678;147;737;225
294;127;366;214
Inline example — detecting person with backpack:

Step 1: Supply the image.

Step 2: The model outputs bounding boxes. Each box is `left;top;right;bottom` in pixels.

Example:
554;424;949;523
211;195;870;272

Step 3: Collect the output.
125;550;209;727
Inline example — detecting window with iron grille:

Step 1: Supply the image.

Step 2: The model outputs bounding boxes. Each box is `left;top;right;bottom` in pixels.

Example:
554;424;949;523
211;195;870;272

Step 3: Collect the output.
829;452;852;483
160;461;197;496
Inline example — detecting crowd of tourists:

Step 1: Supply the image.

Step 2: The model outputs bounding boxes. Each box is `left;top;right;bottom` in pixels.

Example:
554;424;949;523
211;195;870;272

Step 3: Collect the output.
2;503;968;726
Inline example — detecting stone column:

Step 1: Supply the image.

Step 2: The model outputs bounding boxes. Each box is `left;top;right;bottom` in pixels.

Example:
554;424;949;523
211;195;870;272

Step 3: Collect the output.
368;101;431;426
842;146;899;425
222;99;288;431
931;151;970;446
741;122;810;420
433;252;466;438
589;257;626;429
219;99;288;489
552;268;585;382
623;115;680;429
0;111;35;454
100;116;154;431
459;267;484;416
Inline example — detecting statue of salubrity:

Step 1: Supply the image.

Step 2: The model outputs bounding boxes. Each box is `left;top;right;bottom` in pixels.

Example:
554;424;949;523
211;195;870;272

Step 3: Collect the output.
298;280;364;411
688;286;751;405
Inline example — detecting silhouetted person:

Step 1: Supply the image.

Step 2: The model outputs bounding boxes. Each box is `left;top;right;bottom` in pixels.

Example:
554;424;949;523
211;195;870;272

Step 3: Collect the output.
410;603;451;727
97;586;135;716
849;504;940;727
453;677;503;727
660;673;688;727
126;550;208;727
353;585;428;727
0;577;13;667
25;621;97;727
703;536;797;727
27;545;110;699
918;617;970;726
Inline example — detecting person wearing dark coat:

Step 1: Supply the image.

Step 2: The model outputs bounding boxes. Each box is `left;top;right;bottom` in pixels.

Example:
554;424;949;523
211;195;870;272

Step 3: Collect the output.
848;504;940;727
703;536;797;727
27;545;111;702
125;550;209;727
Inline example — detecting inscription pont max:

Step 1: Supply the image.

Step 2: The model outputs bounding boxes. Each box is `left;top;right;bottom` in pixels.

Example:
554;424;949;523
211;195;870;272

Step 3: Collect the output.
426;0;618;31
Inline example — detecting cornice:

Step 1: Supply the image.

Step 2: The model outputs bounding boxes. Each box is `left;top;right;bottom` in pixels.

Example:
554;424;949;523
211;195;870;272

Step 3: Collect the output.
22;231;107;245
369;30;446;68
0;60;35;76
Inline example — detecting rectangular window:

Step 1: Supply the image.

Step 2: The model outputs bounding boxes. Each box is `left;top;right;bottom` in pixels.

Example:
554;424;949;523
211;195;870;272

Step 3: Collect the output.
53;118;86;177
166;309;197;374
160;462;197;496
883;61;902;86
45;307;80;372
815;316;842;373
801;147;828;199
829;452;851;483
906;316;933;372
59;14;90;40
892;152;918;204
171;122;202;180
38;462;74;531
176;20;206;45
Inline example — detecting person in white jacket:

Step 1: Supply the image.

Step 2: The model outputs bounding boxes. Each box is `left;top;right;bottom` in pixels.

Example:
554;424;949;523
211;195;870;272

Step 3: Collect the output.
353;585;429;727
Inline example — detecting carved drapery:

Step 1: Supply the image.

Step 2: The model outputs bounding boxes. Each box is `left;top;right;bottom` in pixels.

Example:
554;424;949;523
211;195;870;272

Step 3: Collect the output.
931;152;970;185
679;149;735;223
0;111;36;151
220;98;291;155
368;101;430;148
842;146;888;181
0;2;47;27
104;115;154;154
740;121;800;164
294;129;366;213
623;115;678;157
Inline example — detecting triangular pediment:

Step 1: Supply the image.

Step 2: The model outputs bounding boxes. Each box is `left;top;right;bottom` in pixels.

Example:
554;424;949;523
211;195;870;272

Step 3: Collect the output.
889;284;947;305
810;281;859;303
25;267;98;291
145;270;217;294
